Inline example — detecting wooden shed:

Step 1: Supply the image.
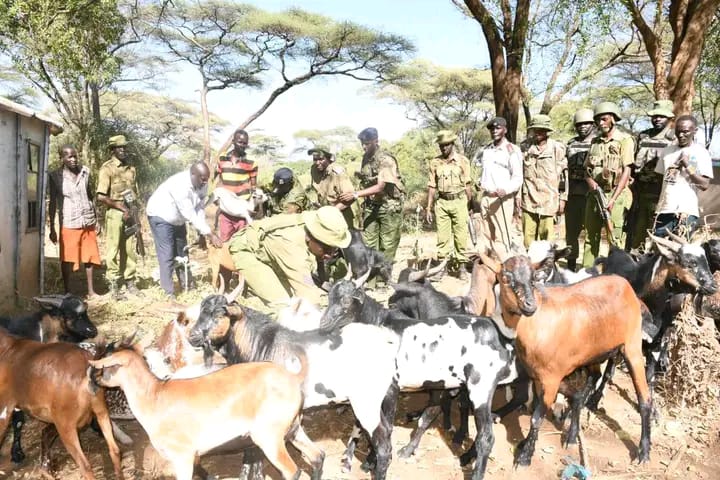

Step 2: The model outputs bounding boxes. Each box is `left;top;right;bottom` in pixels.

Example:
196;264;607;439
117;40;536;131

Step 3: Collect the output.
0;96;62;307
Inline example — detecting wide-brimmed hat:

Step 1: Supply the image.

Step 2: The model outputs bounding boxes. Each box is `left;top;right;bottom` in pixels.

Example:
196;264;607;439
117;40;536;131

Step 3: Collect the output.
307;145;332;158
303;206;351;249
647;100;675;118
435;130;458;145
108;135;128;148
528;114;554;132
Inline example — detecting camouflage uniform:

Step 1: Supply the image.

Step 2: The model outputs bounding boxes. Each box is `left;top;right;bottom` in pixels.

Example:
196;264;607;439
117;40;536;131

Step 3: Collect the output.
582;131;634;267
307;163;357;228
428;151;471;262
629;126;675;249
520;138;567;247
265;180;309;215
565;135;593;266
358;150;405;262
96;155;139;286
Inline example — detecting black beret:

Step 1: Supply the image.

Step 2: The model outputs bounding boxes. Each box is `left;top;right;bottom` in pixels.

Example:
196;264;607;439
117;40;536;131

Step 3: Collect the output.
486;117;508;129
357;127;378;142
273;167;294;185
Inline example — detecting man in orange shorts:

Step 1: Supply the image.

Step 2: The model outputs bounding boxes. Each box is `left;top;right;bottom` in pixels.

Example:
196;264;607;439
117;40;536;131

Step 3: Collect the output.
48;144;101;297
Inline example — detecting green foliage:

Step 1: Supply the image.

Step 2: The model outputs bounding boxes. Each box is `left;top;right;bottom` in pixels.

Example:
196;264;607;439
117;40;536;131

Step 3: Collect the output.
390;128;438;200
695;15;720;148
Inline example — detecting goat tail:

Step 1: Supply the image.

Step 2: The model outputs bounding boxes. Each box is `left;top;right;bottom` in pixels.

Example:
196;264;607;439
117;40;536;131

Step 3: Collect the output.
282;347;309;384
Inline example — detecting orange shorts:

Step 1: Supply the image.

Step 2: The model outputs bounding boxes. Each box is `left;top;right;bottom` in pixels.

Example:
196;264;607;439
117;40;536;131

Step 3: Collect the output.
59;227;101;271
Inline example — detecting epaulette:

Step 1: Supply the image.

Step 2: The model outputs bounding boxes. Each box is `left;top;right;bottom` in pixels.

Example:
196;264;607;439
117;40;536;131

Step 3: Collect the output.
331;165;345;174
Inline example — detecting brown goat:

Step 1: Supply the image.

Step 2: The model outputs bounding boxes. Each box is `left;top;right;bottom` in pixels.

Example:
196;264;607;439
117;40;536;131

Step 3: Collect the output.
480;253;652;467
464;258;497;316
0;329;123;479
90;347;324;480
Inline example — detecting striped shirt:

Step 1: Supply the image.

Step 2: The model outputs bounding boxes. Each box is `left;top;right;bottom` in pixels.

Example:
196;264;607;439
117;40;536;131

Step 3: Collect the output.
50;166;96;229
217;153;258;198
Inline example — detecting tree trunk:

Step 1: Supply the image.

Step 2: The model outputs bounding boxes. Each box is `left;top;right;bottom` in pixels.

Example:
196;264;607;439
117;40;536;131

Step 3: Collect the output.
90;83;101;128
200;83;211;164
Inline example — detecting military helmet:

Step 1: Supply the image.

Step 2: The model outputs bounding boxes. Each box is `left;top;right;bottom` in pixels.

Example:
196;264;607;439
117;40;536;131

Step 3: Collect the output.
593;102;622;121
303;206;352;249
273;167;294;186
647;99;675;118
573;108;595;125
528;114;554;132
108;135;128;148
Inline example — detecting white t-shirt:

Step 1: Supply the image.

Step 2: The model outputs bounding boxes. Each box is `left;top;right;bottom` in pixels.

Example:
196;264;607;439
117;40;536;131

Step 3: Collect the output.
655;142;713;217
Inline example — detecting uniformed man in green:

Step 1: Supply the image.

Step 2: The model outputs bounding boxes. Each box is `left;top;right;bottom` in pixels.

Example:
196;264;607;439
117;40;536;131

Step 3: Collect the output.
582;102;634;267
227;206;351;306
426;130;472;280
565;108;595;271
306;146;356;228
628;99;676;250
338;127;405;263
96;135;141;298
520;115;567;248
264;167;308;215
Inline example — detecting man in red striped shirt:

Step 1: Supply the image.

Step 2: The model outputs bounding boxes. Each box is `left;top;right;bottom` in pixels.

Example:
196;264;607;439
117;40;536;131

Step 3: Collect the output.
215;129;258;242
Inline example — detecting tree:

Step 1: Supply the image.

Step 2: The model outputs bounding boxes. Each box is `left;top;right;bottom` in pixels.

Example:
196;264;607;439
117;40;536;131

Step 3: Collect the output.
454;0;531;142
293;126;359;157
620;0;720;114
378;60;494;156
695;13;720;148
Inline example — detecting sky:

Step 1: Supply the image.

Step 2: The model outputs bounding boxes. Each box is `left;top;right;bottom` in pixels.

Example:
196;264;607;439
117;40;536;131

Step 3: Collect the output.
165;0;490;156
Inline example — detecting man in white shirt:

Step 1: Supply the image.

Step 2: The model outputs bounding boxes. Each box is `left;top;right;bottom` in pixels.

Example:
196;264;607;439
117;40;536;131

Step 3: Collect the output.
474;116;523;260
147;162;222;297
654;115;713;238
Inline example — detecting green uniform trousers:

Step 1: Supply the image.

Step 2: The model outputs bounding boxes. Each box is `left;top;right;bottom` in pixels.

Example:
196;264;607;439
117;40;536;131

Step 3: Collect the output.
435;197;469;262
104;208;137;282
522;210;554;248
630;193;659;249
363;200;403;263
564;194;586;263
582;188;632;268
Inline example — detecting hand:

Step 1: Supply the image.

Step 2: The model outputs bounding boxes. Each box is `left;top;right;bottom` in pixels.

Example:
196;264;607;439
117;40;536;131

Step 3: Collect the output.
607;199;615;212
496;188;507;197
677;153;689;169
338;191;356;203
587;179;599;191
426;210;434;224
122;209;130;221
49;230;57;244
207;233;223;249
558;200;566;216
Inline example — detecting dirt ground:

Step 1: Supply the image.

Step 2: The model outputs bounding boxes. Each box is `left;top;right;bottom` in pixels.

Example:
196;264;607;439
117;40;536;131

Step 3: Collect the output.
2;231;720;479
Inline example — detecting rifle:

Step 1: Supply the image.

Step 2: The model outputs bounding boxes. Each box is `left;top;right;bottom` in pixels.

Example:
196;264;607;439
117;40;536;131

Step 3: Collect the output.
467;215;478;246
120;189;146;259
593;188;617;246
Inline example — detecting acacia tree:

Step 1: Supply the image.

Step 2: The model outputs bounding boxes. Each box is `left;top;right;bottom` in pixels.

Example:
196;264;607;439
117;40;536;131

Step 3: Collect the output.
620;0;720;114
454;0;531;142
695;13;720;148
378;60;494;155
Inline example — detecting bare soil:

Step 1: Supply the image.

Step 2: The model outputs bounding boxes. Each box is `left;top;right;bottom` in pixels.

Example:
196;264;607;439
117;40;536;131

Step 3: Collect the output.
2;232;719;479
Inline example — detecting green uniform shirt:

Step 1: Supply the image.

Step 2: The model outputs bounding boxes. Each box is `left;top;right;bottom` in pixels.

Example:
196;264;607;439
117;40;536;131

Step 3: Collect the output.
96;156;138;201
266;180;309;215
634;126;675;196
357;149;404;204
428;152;471;194
566;135;594;196
521;138;567;216
308;164;354;207
584;130;634;192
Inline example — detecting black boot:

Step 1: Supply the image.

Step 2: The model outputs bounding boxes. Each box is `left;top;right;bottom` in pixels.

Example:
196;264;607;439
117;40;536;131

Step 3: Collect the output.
566;259;577;272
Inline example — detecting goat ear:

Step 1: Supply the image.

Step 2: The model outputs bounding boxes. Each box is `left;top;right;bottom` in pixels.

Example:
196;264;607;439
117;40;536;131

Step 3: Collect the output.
224;304;244;319
135;331;155;353
478;251;501;274
89;356;123;369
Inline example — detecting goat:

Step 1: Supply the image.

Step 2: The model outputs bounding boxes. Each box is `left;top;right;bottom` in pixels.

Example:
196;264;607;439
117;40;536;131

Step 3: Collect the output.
695;239;720;325
480;252;653;467
212;186;267;226
527;241;599;285
90;344;322;480
319;279;519;480
0;328;123;479
187;284;399;480
315;229;393;289
0;294;99;464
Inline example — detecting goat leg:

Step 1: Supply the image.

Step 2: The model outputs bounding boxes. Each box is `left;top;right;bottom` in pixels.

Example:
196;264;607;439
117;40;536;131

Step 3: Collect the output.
564;369;601;448
10;409;25;463
40;424;59;473
238;446;264;480
397;405;441;458
340;422;362;473
452;387;471;445
492;378;530;421
515;383;553;468
587;358;616;412
369;381;399;480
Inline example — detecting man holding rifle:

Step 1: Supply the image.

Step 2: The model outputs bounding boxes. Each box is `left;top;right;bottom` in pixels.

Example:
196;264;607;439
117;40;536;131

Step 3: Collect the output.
582;102;634;267
97;134;143;299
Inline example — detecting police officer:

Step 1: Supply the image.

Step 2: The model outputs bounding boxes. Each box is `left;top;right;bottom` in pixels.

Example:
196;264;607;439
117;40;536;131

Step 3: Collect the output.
228;206;351;306
426;130;472;280
628;99;676;249
520;114;567;248
96;135;141;299
582;102;634;267
565;108;595;271
306;146;356;228
338;127;405;263
265;167;308;215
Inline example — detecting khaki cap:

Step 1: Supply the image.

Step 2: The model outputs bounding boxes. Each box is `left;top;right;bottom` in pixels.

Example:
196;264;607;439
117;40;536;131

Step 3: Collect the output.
528;114;554;132
108;135;128;148
307;145;332;157
303;206;351;248
435;130;458;144
647;100;675;118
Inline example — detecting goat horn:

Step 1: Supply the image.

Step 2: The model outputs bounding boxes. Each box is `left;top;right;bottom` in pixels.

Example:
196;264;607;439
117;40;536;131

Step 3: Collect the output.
649;233;680;253
33;295;65;308
407;260;431;283
353;269;372;289
665;230;688;245
217;274;225;295
426;258;449;278
225;275;245;303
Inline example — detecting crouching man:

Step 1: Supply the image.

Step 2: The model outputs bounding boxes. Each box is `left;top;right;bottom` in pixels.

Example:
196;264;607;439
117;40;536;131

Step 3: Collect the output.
228;206;351;306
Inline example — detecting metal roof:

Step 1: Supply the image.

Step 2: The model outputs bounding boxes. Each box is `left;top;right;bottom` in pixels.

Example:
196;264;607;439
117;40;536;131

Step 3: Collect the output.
0;96;63;133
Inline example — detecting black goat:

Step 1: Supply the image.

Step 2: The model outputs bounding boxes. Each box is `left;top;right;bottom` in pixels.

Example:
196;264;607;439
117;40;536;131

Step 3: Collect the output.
317;229;392;288
0;294;98;464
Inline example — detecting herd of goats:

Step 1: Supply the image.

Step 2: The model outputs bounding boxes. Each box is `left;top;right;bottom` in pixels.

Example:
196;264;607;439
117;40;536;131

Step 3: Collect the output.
1;232;720;480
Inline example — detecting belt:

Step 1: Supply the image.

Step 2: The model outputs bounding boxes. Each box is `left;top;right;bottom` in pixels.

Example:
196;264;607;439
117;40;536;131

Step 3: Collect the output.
438;191;464;200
